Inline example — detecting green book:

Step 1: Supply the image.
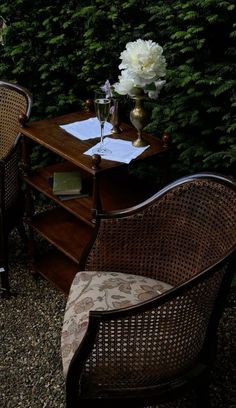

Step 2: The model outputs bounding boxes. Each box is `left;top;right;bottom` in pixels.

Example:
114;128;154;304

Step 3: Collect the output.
53;171;82;195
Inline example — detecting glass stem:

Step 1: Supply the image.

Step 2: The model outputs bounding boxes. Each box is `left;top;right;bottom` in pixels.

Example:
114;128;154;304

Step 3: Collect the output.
100;122;104;147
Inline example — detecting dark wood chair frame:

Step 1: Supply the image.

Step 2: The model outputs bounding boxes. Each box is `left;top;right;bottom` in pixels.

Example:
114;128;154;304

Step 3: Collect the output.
0;80;32;297
64;172;236;408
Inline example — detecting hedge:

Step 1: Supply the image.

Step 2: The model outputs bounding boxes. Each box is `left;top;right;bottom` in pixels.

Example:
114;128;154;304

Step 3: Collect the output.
0;0;235;177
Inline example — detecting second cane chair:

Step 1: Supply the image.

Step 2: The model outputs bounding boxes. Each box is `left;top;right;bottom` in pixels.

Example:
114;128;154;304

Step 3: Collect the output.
61;172;236;407
0;80;32;297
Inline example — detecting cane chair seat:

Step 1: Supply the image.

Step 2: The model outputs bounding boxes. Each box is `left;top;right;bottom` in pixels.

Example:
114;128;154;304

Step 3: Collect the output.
0;80;32;296
62;271;172;376
62;173;236;408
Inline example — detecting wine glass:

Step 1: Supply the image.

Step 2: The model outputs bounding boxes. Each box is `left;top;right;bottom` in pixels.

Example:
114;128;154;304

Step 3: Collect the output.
93;89;111;156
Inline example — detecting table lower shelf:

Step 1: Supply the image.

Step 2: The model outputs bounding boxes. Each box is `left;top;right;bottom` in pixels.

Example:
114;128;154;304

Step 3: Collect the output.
27;206;94;294
29;206;93;263
33;249;79;295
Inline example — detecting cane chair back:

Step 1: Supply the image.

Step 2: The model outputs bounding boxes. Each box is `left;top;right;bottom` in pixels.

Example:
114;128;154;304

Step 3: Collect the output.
0;80;32;296
63;173;236;407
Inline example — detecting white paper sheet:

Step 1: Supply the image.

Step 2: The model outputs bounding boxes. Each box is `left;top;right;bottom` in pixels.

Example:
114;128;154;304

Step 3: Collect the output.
84;137;150;164
60;117;113;140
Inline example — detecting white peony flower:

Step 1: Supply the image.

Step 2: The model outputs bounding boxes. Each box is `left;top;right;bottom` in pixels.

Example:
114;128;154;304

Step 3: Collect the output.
115;39;166;100
119;39;166;81
113;71;135;96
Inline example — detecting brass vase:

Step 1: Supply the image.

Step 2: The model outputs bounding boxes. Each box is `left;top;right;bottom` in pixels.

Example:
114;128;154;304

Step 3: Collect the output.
110;98;122;134
130;95;149;147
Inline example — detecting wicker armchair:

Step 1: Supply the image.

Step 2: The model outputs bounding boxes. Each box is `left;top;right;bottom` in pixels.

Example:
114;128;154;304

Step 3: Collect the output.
0;80;32;297
61;173;236;408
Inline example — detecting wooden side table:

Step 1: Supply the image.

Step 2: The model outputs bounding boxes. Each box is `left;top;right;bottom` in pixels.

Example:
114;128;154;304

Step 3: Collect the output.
20;110;171;294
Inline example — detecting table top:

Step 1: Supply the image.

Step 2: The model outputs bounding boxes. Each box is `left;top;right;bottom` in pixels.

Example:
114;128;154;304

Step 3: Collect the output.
20;110;168;175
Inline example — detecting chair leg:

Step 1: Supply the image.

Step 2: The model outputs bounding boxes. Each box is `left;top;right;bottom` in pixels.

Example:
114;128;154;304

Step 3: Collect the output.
16;221;28;244
0;228;11;297
0;265;10;298
0;221;27;298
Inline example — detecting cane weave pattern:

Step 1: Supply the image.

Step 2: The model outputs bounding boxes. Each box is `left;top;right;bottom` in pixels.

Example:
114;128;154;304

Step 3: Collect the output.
80;268;225;395
85;180;236;287
0;86;27;157
0;83;31;210
3;146;20;209
0;81;32;295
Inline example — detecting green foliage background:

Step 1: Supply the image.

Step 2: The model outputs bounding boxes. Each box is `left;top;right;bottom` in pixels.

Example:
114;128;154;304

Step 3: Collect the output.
0;0;235;177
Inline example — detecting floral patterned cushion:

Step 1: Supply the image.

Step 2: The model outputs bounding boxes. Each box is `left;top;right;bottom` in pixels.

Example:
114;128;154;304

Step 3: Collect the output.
61;271;172;376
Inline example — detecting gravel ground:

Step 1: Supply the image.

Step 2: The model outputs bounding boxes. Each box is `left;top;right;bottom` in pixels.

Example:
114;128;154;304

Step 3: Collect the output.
0;231;235;408
0;233;66;408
